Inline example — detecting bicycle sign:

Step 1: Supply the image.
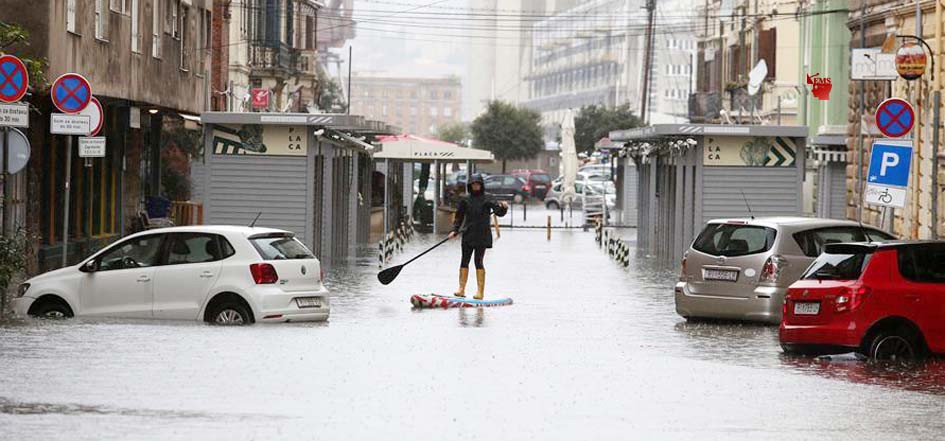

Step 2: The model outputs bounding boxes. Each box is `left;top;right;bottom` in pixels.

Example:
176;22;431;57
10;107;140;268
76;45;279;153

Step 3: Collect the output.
865;140;912;208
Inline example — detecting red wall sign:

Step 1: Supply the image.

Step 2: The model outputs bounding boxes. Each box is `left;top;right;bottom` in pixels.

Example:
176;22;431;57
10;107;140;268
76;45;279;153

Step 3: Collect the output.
251;88;270;109
806;73;832;101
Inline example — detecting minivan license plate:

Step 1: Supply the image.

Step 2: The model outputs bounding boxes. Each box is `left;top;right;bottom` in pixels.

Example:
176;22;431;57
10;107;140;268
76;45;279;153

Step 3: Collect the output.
296;297;321;309
793;302;820;315
703;269;738;282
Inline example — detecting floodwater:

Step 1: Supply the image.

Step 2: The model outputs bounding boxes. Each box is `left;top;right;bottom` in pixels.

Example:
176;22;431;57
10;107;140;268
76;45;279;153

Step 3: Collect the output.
2;210;945;440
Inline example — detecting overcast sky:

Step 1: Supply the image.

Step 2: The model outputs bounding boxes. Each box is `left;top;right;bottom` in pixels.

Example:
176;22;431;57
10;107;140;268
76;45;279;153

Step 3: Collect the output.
344;0;469;78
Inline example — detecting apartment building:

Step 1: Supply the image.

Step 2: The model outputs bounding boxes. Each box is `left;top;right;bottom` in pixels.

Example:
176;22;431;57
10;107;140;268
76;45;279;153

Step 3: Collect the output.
348;75;462;136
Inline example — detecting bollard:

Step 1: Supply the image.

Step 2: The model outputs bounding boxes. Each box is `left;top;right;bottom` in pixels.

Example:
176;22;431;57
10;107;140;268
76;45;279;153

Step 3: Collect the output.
547;215;551;241
523;200;527;221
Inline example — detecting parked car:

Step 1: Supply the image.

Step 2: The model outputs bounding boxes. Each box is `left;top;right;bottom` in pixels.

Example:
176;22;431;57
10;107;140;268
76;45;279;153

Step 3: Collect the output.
484;175;529;203
510;169;553;200
544;180;616;211
13;226;330;325
578;164;612;179
781;241;945;360
675;218;894;324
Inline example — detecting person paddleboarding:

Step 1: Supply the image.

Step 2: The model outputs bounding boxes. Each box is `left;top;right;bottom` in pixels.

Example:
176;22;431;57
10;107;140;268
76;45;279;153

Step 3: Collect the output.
448;174;508;299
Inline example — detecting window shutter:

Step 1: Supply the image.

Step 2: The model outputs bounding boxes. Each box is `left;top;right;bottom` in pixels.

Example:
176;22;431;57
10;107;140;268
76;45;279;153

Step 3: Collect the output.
759;28;777;80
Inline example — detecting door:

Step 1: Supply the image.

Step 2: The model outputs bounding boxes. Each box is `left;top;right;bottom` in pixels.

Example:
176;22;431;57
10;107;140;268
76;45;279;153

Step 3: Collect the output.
81;234;166;318
152;233;230;320
896;244;945;347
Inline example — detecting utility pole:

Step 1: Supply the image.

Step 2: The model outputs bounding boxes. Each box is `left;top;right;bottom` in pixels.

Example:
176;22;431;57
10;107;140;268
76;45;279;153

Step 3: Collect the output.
857;0;866;223
933;0;943;239
640;0;656;124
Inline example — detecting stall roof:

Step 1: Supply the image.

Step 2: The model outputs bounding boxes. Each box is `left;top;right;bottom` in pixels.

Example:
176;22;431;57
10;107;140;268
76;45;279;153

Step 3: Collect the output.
372;135;495;163
610;124;809;141
201;112;381;132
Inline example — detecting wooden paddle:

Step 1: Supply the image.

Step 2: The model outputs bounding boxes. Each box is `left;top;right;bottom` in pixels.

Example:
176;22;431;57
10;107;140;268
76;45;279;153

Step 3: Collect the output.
377;236;452;285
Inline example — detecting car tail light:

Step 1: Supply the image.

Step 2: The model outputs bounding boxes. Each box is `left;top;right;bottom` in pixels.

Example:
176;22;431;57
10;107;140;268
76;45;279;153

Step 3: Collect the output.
759;255;785;283
250;263;279;284
835;286;871;313
523;185;530;192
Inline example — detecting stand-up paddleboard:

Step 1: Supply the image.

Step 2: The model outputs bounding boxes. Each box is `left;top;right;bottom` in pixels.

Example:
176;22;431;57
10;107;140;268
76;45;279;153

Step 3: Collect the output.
410;294;513;309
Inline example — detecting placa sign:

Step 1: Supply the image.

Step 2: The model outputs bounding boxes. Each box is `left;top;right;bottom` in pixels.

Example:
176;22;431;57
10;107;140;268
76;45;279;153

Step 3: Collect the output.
212;124;307;156
78;136;106;157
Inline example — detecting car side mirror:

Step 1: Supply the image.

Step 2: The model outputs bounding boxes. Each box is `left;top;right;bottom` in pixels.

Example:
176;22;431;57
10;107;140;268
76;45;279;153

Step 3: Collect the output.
81;260;98;273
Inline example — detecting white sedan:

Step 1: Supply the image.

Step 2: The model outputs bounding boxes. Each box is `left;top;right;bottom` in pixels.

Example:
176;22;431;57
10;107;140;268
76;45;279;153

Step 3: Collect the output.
13;226;330;325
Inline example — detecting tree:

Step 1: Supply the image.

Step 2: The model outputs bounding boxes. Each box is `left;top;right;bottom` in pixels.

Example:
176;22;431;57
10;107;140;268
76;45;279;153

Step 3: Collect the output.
0;21;47;90
433;122;470;146
315;68;347;113
573;104;642;153
471;101;544;173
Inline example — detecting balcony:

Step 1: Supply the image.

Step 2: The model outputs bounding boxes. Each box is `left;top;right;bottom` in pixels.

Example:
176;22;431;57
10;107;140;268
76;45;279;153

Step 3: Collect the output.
249;43;300;77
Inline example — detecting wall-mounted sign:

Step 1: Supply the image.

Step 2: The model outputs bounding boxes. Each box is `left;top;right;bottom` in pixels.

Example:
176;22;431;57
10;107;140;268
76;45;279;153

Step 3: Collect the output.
896;42;927;81
251;88;271;109
78;136;106;157
806;73;832;100
703;136;797;167
212;124;306;156
851;48;898;80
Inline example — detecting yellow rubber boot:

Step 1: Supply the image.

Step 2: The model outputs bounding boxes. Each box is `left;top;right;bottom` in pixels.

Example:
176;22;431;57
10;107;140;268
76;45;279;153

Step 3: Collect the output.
454;268;469;298
474;269;486;300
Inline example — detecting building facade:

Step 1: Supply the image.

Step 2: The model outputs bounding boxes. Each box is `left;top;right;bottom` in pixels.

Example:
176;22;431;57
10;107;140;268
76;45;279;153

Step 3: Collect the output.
222;0;322;112
348;75;462;137
1;0;212;271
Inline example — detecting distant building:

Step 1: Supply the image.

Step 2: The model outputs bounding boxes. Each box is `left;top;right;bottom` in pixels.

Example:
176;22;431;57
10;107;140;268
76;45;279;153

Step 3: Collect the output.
348;75;462;136
524;0;697;143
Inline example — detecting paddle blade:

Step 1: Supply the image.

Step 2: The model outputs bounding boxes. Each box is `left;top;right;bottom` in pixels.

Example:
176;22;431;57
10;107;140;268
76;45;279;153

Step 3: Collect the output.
377;265;404;285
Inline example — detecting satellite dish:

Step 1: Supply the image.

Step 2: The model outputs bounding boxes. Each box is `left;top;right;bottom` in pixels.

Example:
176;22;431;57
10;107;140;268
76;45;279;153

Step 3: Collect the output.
0;128;30;174
747;59;768;96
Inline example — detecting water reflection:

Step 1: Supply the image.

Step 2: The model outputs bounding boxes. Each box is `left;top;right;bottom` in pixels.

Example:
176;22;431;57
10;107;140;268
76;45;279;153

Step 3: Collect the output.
781;355;945;396
458;308;486;328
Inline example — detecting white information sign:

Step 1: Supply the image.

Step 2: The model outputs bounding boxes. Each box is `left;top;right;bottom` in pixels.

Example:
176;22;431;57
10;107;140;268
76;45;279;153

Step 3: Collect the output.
864;184;907;208
78;136;106;157
851;48;898;80
50;114;91;135
0;103;29;128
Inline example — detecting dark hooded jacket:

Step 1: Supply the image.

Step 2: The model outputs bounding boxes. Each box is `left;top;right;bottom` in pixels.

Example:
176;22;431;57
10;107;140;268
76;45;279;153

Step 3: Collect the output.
452;174;508;248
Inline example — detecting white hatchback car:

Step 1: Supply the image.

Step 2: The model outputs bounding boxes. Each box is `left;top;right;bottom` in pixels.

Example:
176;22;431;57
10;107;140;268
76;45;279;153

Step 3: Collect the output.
13;226;330;325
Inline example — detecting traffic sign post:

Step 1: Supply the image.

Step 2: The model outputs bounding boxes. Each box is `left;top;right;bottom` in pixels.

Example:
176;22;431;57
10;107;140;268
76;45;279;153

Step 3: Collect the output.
51;73;92;114
0;54;29;237
875;98;915;138
865;140;913;209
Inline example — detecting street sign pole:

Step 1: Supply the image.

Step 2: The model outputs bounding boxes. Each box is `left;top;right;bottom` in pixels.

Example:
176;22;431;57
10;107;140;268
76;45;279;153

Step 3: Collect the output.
2;126;9;235
933;90;942;239
62;136;73;267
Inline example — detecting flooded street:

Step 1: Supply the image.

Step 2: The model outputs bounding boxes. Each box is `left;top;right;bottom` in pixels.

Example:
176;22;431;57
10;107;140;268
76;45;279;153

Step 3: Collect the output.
2;220;945;440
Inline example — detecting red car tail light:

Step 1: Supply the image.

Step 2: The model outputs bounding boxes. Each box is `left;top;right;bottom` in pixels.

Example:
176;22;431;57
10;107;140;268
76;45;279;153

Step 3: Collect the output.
835;286;871;313
523;185;531;192
759;255;785;283
782;294;790;317
250;263;279;284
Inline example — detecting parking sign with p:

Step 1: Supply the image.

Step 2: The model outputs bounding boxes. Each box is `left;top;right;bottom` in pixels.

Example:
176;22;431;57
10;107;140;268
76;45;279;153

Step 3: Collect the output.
865;140;913;208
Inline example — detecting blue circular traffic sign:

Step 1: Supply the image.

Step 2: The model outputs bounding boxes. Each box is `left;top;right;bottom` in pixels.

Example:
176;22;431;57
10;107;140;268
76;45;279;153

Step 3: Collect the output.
0;55;29;103
51;73;92;114
875;98;915;138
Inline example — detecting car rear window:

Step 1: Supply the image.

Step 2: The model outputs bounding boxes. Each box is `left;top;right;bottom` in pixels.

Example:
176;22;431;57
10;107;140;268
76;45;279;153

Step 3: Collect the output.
802;252;871;280
250;234;315;260
531;174;551;184
692;223;777;257
793;227;895;258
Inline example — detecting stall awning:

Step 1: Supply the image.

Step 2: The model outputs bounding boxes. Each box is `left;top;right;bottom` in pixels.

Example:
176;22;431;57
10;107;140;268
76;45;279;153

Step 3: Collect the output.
327;129;375;152
372;134;495;163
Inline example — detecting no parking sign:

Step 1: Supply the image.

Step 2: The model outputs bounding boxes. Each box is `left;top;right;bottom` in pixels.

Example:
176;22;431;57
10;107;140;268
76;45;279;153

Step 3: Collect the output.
51;73;92;114
875;98;915;138
0;55;29;103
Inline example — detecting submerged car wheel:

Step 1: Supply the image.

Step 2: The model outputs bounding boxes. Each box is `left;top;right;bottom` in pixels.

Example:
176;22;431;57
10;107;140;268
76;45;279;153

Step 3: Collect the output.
546;201;560;210
513;194;524;204
29;298;73;319
869;329;922;361
207;300;252;326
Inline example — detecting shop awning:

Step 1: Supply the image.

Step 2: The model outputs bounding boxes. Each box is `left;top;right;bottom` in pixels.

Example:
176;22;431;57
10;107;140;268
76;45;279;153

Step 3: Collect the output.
372;134;494;163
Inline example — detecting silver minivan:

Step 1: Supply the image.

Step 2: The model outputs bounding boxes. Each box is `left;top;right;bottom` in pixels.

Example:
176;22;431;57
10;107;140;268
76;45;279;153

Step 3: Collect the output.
675;217;894;324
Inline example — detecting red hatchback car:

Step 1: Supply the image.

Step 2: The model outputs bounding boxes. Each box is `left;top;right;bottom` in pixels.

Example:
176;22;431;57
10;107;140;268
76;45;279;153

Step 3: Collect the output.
780;241;945;360
510;169;552;200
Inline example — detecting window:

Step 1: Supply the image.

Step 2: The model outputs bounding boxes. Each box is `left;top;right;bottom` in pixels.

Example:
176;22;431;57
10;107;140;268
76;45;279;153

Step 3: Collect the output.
152;0;162;57
95;0;107;39
110;0;121;12
443;107;452;117
898;244;945;283
167;0;180;37
96;235;166;271
66;0;77;33
430;107;438;117
166;234;234;265
131;0;140;52
305;15;315;49
802;250;871;281
251;234;315;260
692;223;777;257
793;227;894;258
179;4;188;70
